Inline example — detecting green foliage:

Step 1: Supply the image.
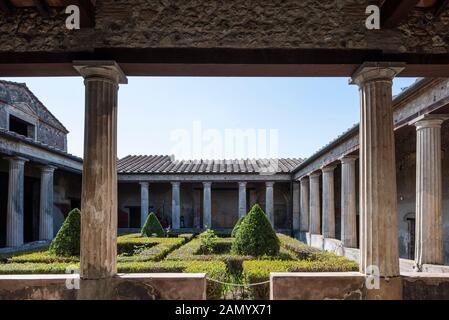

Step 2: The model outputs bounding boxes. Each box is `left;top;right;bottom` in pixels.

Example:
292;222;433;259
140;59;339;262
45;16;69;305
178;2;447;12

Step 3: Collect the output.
277;233;319;259
231;215;246;237
232;204;280;257
8;251;79;264
117;234;185;261
49;208;81;257
141;212;165;237
198;229;218;254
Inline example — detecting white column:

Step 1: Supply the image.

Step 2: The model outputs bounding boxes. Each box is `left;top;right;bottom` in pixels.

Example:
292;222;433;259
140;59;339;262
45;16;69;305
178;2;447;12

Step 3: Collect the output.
171;182;181;229
6;157;28;247
411;115;447;268
39;165;56;241
238;182;247;218
299;177;310;232
203;182;212;228
265;181;275;226
340;156;358;248
309;172;321;235
140;182;149;227
75;61;127;279
292;182;300;233
321;165;336;239
351;62;404;299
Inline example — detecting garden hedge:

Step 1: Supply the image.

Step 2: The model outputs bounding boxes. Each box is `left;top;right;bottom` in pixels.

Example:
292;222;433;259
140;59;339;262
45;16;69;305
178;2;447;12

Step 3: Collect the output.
231;215;246;237
49;208;81;257
232;204;280;257
141;212;165;237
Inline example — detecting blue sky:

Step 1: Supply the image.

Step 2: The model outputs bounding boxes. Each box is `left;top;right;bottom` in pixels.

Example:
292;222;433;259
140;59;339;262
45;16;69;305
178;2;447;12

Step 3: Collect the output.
2;76;416;159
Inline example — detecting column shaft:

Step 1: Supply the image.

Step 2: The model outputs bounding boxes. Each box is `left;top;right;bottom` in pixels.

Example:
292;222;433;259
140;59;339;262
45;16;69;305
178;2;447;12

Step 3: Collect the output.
299;177;310;232
309;173;321;235
203;182;212;228
413;116;446;267
292;182;300;233
140;182;149;227
322;165;336;238
351;63;404;280
265;182;275;226
340;156;358;248
75;61;127;280
171;182;181;229
6;157;27;247
238;182;247;218
39;166;56;241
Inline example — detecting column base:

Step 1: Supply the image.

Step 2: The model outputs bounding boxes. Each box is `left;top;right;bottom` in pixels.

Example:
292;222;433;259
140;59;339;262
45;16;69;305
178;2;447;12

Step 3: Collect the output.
365;276;402;300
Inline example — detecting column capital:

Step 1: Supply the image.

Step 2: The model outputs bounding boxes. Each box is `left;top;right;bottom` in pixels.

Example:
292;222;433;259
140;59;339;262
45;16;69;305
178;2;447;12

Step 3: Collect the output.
321;164;337;173
139;181;149;188
39;165;57;173
265;181;275;187
73;61;128;84
340;155;358;164
299;176;309;182
5;156;28;164
203;181;212;188
238;181;247;188
409;114;449;129
171;181;181;188
350;62;405;87
309;171;321;178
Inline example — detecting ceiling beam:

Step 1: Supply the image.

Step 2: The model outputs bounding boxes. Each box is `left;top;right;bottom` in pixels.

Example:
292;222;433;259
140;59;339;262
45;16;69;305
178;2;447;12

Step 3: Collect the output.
0;0;14;14
381;0;420;28
434;0;449;16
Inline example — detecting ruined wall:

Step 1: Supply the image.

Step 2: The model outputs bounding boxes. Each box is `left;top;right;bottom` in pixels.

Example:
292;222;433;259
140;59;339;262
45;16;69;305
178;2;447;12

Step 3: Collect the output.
1;1;449;54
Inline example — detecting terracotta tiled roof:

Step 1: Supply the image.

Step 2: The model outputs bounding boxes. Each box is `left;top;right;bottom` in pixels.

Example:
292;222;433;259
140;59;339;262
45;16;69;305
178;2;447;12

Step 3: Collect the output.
117;155;303;174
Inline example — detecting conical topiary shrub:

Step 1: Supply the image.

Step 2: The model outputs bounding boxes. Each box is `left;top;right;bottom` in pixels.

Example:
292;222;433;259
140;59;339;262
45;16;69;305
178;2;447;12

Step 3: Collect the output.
231;215;246;237
231;204;280;256
49;208;81;257
141;212;165;237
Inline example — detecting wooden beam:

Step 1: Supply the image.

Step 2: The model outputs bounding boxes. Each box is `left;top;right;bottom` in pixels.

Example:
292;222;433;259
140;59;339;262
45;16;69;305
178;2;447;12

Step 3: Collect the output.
33;0;51;17
0;0;14;14
381;0;420;28
434;0;449;16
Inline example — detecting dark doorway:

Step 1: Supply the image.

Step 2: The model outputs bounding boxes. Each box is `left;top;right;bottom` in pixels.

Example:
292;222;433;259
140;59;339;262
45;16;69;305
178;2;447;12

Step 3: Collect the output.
407;217;416;260
0;172;8;247
24;176;40;243
127;206;141;228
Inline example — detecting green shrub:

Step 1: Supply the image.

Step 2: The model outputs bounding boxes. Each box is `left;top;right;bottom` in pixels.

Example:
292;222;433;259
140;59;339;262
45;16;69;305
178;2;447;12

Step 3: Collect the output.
118;238;185;262
277;233;319;259
231;215;246;237
0;262;78;274
8;251;79;264
232;204;280;257
198;229;218;254
49;208;81;257
141;212;165;237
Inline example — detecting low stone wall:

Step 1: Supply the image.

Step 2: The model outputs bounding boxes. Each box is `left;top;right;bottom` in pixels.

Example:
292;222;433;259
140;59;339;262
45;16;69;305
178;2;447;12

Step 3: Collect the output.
270;272;366;300
0;273;206;300
403;272;449;300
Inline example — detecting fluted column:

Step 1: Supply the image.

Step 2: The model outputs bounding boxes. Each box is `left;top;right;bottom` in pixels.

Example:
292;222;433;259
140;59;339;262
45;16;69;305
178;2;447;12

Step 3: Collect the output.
265;182;275;226
203;182;212;228
39;165;56;241
309;172;321;235
412;115;447;268
340;156;358;248
238;182;247;218
171;182;181;229
74;61;127;280
322;165;336;239
292;182;300;233
351;62;404;299
140;182;149;227
6;157;28;247
300;177;310;232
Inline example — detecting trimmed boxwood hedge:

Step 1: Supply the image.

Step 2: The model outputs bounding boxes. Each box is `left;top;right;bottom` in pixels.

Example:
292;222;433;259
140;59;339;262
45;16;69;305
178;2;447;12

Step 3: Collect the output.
231;215;246;237
49;208;81;257
141;212;165;237
232;204;280;257
277;233;319;259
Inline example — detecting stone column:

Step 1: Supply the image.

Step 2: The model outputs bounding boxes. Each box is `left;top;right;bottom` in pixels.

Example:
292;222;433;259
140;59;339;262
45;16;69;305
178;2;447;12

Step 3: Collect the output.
292;182;300;233
351;62;404;299
321;165;336;239
340;156;358;248
309;172;321;235
265;182;275;226
6;157;28;247
411;115;447;268
238;182;247;218
299;177;310;232
39;165;56;241
203;182;212;228
74;61;127;280
140;182;149;227
171;182;181;229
